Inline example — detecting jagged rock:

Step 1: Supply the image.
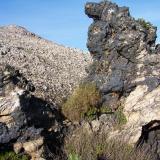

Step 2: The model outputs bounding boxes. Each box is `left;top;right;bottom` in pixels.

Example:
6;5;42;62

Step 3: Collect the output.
14;142;23;154
102;93;119;110
0;65;65;159
80;113;116;134
136;120;160;160
109;86;160;145
1;1;160;159
85;0;160;158
0;25;92;105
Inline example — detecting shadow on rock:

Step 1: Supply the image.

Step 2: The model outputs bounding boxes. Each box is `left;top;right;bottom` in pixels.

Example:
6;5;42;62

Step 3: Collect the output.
0;65;67;160
19;93;67;160
136;120;160;160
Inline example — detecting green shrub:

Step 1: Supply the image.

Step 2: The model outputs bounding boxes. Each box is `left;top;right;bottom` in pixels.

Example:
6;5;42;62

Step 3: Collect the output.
85;104;114;121
69;153;81;160
0;151;29;160
114;106;127;128
137;18;152;30
64;128;151;160
99;106;112;114
62;83;101;122
85;107;97;121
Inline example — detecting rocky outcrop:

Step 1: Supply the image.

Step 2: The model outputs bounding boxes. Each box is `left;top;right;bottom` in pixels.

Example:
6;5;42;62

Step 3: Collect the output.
1;1;160;159
0;65;65;159
136;120;160;160
85;0;160;159
0;25;92;105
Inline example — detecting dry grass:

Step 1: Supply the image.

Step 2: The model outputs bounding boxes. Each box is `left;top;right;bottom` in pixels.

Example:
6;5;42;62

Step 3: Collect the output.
62;83;101;122
114;106;127;129
64;128;151;160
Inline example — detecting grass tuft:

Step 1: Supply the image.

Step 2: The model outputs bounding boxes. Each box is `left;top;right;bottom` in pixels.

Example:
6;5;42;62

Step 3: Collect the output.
137;18;153;30
64;128;151;160
62;82;101;122
0;151;29;160
114;106;127;128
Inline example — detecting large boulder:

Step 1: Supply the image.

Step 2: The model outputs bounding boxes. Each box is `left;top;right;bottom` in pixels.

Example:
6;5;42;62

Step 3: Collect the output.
0;65;65;159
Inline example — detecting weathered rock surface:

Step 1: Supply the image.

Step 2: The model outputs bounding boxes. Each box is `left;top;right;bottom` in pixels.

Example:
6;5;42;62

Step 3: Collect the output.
136;120;160;160
0;25;92;105
85;0;160;159
1;1;160;159
0;65;65;159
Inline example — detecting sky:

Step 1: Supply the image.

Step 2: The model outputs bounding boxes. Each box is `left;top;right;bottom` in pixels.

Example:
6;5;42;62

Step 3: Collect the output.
1;0;160;51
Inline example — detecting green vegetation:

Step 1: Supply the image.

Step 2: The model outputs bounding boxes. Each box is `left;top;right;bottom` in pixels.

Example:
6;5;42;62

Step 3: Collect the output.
62;82;101;122
99;105;112;114
65;128;151;160
69;153;81;160
114;106;127;128
62;80;127;126
0;151;29;160
86;104;127;128
85;107;97;120
85;106;113;120
137;18;153;30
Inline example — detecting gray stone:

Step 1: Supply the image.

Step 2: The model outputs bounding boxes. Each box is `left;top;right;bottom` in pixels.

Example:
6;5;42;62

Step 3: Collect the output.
0;66;65;159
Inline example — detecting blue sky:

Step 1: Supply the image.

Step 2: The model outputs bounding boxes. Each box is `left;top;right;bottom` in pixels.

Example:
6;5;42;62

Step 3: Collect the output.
1;0;160;51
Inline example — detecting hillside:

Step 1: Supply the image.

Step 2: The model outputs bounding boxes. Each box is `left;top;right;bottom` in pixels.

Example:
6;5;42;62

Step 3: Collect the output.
0;1;160;160
0;25;92;105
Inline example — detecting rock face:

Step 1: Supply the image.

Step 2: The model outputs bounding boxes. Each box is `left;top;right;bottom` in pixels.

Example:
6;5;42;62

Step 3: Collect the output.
136;120;160;160
0;65;65;159
1;1;160;159
0;25;92;105
85;0;160;158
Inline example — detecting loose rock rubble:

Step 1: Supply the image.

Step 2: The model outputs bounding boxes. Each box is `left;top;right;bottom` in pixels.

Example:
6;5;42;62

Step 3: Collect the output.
0;25;92;105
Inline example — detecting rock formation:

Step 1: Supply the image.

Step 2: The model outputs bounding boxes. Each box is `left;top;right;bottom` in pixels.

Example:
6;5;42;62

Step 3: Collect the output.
0;65;65;159
1;0;160;159
85;0;160;159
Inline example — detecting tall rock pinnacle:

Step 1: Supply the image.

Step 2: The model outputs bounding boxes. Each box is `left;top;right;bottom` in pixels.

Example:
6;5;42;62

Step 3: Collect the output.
85;1;160;159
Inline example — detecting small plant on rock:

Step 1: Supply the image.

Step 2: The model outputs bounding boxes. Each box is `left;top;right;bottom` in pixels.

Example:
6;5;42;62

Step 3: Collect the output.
137;18;153;30
62;82;101;122
68;153;81;160
0;151;29;160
